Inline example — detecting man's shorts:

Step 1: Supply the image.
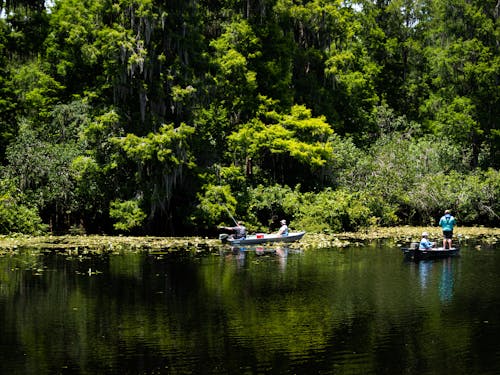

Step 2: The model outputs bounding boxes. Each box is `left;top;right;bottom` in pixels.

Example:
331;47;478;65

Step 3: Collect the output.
443;230;453;239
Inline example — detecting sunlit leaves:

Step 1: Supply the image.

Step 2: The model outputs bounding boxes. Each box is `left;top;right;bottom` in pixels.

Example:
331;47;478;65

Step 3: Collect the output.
209;18;260;120
109;199;146;232
108;123;195;229
420;0;499;166
196;183;238;226
11;60;64;119
229;104;334;179
293;188;372;233
111;123;194;168
1;0;499;234
0;178;47;234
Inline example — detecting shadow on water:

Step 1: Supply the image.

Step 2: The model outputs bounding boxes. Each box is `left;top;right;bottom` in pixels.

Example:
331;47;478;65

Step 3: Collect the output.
0;241;499;374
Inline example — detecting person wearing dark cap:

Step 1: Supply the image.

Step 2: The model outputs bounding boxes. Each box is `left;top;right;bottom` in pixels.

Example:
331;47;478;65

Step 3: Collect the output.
439;210;456;249
277;219;289;236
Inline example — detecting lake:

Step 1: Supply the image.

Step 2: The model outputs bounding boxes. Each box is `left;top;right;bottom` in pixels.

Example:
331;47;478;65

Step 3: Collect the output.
0;240;499;374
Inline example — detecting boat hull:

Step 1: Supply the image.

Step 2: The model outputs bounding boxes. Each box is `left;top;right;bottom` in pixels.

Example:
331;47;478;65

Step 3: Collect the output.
220;231;306;245
402;247;460;260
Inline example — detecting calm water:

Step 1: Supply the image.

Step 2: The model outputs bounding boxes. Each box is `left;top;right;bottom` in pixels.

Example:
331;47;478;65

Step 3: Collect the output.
0;241;499;374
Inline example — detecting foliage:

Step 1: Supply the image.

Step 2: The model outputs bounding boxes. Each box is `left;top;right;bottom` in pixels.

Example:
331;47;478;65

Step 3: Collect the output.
247;184;298;230
108;122;195;233
2;101;94;231
228;104;335;188
0;178;47;235
0;0;498;234
293;188;397;233
109;199;146;233
195;183;238;227
11;60;64;120
0;19;17;162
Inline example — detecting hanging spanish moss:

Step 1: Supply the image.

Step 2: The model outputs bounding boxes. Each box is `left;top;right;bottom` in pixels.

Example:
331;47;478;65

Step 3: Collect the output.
0;0;45;12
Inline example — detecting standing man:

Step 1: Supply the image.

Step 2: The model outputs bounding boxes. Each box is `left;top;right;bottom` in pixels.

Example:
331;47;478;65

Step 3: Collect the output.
439;210;456;249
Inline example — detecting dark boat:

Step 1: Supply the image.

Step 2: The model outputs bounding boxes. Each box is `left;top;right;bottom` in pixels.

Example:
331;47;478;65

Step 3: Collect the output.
219;231;306;245
401;242;460;260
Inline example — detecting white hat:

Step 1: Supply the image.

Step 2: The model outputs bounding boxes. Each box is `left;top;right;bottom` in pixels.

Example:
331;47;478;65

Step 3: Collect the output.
280;219;286;224
422;232;428;237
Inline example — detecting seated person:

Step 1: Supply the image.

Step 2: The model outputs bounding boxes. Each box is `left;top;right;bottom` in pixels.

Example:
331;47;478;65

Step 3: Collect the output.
419;232;434;250
222;221;247;239
277;219;289;236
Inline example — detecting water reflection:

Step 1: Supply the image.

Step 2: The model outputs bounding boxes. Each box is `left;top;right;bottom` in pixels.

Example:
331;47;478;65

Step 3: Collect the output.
1;243;499;375
418;260;433;289
221;245;299;272
225;246;247;268
415;257;456;303
439;257;454;303
275;246;289;272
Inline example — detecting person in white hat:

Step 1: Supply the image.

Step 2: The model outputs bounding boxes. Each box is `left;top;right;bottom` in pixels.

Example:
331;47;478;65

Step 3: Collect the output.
277;219;289;236
419;232;434;250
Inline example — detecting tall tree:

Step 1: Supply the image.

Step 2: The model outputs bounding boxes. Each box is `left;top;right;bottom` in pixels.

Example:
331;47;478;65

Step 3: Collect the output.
420;0;500;167
228;102;334;189
0;19;17;161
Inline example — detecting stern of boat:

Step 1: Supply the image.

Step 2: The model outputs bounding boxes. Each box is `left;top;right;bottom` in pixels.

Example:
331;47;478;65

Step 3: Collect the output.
219;233;229;243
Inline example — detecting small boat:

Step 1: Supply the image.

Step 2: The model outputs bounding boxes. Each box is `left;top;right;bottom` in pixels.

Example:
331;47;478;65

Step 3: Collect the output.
401;242;460;260
219;231;306;245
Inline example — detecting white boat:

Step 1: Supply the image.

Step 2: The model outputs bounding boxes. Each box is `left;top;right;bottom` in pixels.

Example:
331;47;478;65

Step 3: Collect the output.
219;231;306;245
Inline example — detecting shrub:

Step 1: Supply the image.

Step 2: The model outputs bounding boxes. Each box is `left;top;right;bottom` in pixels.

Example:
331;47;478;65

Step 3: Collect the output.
109;199;146;233
0;180;47;234
294;189;371;233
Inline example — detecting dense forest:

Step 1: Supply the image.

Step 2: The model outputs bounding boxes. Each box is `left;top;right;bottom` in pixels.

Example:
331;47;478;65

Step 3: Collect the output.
0;0;498;236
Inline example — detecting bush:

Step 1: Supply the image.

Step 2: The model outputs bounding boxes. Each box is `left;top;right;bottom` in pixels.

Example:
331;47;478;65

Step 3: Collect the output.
248;184;295;226
405;169;500;226
195;184;238;227
293;189;371;233
109;199;146;233
0;181;47;234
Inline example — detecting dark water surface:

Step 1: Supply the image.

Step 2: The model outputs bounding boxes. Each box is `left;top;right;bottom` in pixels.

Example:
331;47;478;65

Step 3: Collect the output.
1;241;499;374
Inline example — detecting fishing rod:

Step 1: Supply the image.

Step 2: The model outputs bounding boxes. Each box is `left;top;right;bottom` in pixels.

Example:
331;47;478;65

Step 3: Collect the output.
223;203;239;226
215;191;238;226
215;165;239;226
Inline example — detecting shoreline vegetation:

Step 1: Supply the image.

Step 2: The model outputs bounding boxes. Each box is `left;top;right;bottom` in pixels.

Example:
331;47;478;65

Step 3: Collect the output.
0;2;498;237
0;227;498;254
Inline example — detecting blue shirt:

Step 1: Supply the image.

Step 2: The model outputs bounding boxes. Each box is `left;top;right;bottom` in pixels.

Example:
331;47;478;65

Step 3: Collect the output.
420;238;433;250
278;224;288;236
439;214;456;231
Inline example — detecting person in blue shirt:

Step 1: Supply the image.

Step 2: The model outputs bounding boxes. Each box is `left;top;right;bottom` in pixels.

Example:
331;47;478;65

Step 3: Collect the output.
439;210;457;249
277;219;289;236
419;232;434;250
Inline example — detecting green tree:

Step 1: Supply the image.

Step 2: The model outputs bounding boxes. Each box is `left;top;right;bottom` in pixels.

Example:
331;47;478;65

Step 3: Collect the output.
2;101;92;231
228;103;334;189
275;0;379;138
420;0;499;167
208;17;260;124
0;19;17;161
0;177;47;234
109;122;195;233
109;199;147;233
11;59;64;121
